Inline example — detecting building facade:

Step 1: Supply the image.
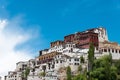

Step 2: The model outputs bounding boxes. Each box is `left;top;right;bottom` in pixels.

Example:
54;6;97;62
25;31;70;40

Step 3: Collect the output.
5;27;120;80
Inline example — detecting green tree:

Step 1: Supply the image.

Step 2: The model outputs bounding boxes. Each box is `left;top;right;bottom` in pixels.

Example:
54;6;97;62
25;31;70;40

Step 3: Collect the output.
22;67;30;79
39;72;46;77
78;65;82;73
66;66;72;80
110;66;117;80
24;67;30;78
88;43;95;71
42;66;46;72
80;56;85;63
73;74;87;80
88;43;95;80
115;59;120;74
90;67;106;80
90;54;117;80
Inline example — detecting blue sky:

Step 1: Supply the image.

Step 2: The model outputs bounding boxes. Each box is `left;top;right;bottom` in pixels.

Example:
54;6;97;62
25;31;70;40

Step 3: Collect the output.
1;0;120;54
0;0;120;77
8;0;120;42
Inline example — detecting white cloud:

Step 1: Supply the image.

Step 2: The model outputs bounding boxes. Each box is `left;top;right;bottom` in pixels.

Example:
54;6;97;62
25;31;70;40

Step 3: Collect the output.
0;1;43;79
0;16;39;79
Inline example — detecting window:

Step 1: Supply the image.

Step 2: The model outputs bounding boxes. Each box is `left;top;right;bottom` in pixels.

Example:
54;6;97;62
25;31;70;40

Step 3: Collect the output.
104;49;107;52
68;50;70;52
75;63;79;65
96;47;98;50
116;50;118;53
52;65;54;68
66;45;68;47
112;49;114;53
60;60;62;63
74;59;76;61
108;49;110;52
73;45;75;48
102;49;103;52
56;60;58;63
69;59;71;61
71;48;73;52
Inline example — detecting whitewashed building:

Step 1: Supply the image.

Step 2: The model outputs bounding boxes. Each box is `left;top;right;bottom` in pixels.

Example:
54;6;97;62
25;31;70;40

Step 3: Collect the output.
5;27;120;80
